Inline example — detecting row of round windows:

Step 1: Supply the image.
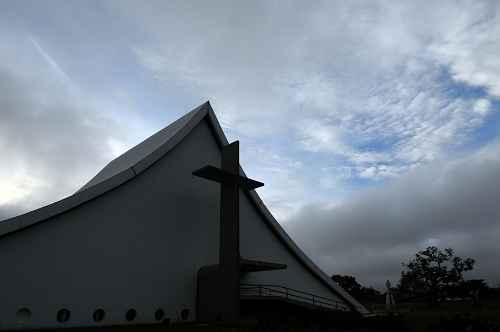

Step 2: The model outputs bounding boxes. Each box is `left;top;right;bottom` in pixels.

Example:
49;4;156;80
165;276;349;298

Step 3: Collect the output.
16;308;168;323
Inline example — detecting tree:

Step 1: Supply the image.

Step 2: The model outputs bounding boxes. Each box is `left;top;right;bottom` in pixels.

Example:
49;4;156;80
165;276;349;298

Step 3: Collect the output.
398;246;475;305
331;274;381;303
358;286;382;303
447;279;488;304
331;275;362;296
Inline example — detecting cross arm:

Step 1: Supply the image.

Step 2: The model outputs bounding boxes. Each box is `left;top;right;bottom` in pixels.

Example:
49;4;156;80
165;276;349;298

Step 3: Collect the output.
193;165;264;190
240;258;287;272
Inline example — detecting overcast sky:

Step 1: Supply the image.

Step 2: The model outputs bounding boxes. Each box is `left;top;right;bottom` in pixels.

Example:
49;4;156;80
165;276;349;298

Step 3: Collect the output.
1;0;500;289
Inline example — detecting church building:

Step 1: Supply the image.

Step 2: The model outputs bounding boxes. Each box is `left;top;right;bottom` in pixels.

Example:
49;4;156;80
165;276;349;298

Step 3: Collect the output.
0;102;368;330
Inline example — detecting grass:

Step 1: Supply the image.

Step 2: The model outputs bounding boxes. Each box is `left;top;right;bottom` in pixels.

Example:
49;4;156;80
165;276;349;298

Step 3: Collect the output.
367;299;500;332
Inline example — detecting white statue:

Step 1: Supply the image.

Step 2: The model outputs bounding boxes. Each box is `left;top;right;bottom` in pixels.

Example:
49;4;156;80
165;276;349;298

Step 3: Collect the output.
385;280;396;311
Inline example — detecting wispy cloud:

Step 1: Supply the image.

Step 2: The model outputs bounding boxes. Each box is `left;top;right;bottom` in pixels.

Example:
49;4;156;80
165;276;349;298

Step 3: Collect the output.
0;28;135;218
29;35;73;87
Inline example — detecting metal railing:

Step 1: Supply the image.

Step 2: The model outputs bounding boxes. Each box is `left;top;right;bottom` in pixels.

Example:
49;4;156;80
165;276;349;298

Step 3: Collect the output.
240;283;350;312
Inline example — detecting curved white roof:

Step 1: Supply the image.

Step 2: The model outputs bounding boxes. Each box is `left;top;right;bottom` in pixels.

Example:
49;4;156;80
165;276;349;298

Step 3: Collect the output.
0;101;369;315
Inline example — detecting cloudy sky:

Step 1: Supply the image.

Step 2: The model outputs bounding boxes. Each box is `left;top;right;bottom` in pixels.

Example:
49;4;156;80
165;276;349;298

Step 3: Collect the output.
1;0;500;289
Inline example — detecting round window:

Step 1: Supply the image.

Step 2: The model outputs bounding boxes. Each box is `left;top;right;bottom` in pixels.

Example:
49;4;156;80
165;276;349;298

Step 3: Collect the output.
57;309;71;323
125;309;136;322
154;308;164;321
93;309;105;322
16;308;31;323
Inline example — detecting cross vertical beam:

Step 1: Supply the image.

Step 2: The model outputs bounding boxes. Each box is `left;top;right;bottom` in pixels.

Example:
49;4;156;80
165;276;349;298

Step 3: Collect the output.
220;141;240;269
193;140;264;322
219;141;240;321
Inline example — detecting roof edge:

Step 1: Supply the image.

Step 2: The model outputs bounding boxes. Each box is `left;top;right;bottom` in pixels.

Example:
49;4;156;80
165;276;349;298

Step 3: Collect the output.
0;102;210;237
132;102;209;175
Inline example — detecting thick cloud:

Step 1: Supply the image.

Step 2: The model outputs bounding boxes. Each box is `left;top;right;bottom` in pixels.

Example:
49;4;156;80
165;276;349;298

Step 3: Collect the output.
285;141;500;289
0;29;131;219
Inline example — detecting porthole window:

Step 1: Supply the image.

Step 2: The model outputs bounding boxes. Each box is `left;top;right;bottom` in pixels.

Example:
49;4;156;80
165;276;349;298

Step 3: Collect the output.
16;308;31;323
57;309;71;323
93;309;105;322
154;308;165;321
181;308;189;321
125;309;136;322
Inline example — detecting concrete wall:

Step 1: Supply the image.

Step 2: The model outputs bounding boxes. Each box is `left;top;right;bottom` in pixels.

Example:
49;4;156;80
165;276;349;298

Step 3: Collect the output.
239;193;340;302
0;119;221;330
0;118;341;330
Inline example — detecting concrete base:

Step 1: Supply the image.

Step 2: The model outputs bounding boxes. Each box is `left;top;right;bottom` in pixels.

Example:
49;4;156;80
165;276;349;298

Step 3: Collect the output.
196;265;240;322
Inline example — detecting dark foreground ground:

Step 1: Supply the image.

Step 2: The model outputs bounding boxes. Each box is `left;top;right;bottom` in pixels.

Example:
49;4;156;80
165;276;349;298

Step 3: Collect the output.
7;300;500;332
368;298;500;332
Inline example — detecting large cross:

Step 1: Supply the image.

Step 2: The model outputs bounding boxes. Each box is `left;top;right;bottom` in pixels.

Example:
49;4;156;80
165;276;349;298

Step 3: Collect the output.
193;141;263;268
193;141;262;321
193;141;286;322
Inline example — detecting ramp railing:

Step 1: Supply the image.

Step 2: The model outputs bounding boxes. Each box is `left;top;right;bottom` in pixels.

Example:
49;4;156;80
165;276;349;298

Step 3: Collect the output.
240;283;350;311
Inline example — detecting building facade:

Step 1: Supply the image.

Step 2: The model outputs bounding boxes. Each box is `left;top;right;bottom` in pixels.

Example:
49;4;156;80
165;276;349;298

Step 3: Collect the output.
0;102;368;330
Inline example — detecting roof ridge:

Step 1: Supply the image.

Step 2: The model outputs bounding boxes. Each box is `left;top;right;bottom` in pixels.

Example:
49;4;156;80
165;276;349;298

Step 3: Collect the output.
78;101;210;191
0;102;210;231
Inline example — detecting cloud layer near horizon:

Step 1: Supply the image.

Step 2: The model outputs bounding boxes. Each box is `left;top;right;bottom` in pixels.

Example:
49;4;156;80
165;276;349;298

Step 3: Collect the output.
285;140;500;288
